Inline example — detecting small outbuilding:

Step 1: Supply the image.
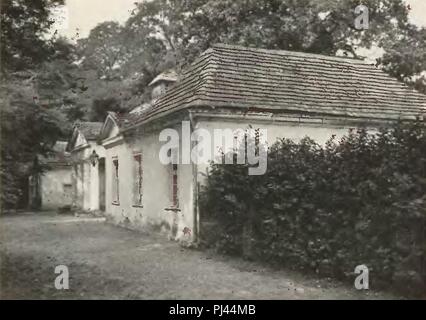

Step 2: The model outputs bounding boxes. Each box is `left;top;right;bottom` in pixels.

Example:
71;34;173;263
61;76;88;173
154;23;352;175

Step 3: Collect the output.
29;141;73;210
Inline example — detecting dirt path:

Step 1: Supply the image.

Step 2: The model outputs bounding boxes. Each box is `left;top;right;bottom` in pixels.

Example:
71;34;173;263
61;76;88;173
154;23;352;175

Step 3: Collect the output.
0;212;398;299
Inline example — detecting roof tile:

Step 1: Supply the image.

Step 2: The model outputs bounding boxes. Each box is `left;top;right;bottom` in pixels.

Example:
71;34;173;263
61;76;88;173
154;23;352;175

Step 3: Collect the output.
126;44;426;128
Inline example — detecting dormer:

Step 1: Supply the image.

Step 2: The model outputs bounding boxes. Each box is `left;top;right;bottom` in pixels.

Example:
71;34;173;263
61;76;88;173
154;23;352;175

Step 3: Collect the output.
148;69;178;100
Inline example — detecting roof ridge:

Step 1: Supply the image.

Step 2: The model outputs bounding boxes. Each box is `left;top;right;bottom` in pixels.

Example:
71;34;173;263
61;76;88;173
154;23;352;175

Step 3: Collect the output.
74;121;104;126
211;43;371;65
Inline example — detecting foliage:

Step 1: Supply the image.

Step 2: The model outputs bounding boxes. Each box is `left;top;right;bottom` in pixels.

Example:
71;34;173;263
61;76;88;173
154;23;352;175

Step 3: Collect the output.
0;78;68;209
379;26;426;94
0;0;69;209
65;0;426;120
128;0;413;63
77;21;134;81
0;0;65;74
91;97;126;122
199;122;426;296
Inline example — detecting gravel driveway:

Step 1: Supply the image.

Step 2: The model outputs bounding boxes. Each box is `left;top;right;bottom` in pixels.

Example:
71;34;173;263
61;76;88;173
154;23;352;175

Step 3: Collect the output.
0;212;397;299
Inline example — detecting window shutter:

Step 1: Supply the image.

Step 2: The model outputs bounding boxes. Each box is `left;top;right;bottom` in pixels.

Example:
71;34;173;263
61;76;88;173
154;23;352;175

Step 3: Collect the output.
133;154;142;205
112;159;119;203
171;164;178;207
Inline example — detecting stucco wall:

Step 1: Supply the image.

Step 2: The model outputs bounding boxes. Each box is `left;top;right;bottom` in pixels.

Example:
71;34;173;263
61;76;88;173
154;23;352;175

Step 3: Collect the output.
88;142;106;211
103;124;195;241
71;141;106;212
40;167;73;210
194;117;374;180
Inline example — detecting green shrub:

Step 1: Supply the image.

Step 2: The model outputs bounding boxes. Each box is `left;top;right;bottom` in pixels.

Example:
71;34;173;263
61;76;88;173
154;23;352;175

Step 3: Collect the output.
199;122;426;296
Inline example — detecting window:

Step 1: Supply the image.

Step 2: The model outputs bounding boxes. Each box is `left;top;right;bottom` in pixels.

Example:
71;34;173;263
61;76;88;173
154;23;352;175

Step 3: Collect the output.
63;183;72;192
171;164;178;207
255;128;260;156
132;153;143;206
112;158;119;204
63;184;73;202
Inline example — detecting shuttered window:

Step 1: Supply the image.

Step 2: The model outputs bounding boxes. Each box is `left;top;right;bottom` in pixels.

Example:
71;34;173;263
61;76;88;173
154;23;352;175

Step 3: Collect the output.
171;164;178;207
112;158;119;204
133;153;143;206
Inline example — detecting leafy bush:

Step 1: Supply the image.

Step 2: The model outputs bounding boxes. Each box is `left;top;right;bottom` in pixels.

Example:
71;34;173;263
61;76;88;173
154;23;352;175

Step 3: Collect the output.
199;122;426;296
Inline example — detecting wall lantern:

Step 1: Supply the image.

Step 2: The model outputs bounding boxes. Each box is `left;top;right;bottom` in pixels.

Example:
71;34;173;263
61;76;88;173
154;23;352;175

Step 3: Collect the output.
90;150;99;167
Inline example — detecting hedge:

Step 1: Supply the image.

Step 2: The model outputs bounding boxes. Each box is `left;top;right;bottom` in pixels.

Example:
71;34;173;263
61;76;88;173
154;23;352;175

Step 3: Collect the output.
199;122;426;296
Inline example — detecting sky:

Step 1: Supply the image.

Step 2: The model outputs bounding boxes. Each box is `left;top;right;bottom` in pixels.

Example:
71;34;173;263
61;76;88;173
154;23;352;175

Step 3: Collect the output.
55;0;426;39
407;0;426;27
55;0;138;39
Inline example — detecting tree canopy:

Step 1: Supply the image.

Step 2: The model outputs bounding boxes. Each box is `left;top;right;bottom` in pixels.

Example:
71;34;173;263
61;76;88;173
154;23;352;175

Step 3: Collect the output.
1;0;70;208
0;0;65;74
65;0;426;120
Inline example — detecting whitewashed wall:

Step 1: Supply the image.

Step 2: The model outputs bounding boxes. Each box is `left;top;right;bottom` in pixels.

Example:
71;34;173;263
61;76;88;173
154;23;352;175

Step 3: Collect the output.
103;124;195;241
88;142;106;211
71;141;106;212
40;167;73;210
194;117;374;182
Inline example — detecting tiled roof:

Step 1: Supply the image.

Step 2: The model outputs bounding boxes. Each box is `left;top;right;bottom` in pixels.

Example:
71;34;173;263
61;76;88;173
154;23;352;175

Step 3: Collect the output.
108;112;140;129
39;141;72;166
129;102;152;115
124;44;426;129
75;122;103;140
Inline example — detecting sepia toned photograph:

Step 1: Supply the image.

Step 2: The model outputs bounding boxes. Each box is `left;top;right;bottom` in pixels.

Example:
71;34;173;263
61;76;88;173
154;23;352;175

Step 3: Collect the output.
0;0;425;305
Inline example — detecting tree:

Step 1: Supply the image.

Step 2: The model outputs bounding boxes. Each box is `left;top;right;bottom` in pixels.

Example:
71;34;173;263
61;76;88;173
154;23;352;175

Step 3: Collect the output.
125;0;424;92
77;22;129;81
0;0;65;74
0;78;67;209
127;0;409;58
71;16;171;118
0;0;69;209
35;37;80;109
379;26;426;94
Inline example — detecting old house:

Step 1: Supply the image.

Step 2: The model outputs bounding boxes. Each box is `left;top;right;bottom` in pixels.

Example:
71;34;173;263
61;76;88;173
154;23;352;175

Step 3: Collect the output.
66;121;105;213
79;44;426;241
29;141;73;210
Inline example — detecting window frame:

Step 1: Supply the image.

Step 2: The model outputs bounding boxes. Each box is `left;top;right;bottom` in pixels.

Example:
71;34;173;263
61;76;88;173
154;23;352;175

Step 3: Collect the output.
132;153;143;207
112;157;119;205
171;163;179;208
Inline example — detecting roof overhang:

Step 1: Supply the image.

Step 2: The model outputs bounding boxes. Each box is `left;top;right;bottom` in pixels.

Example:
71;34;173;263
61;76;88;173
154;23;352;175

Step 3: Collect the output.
101;134;124;149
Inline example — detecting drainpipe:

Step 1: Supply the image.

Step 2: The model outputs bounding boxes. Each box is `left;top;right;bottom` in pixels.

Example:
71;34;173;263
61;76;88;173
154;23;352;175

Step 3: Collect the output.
188;110;199;243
